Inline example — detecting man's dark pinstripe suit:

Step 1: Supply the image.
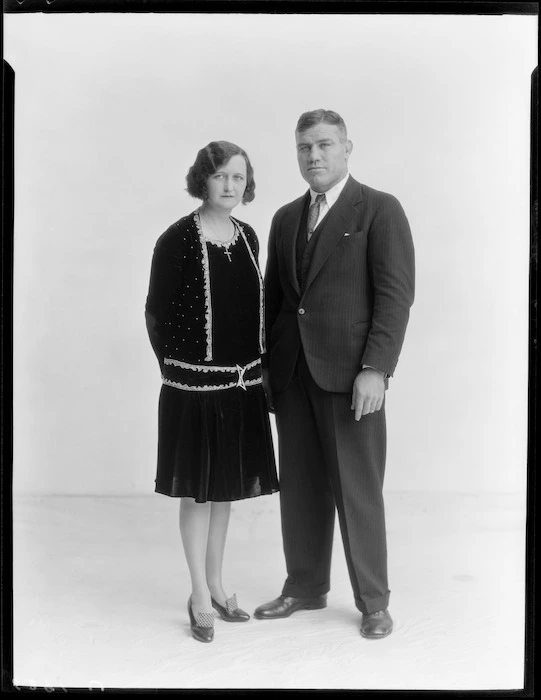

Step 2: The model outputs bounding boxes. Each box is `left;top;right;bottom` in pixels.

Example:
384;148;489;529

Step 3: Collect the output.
263;174;415;615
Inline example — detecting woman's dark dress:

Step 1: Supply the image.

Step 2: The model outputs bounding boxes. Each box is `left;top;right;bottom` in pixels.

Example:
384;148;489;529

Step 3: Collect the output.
148;213;278;502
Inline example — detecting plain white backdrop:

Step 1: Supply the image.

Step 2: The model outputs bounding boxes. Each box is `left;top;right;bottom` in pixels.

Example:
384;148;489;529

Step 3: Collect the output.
5;12;536;496
7;13;535;691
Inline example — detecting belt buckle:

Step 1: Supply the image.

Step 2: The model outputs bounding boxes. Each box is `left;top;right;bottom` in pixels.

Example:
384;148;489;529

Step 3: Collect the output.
235;364;247;391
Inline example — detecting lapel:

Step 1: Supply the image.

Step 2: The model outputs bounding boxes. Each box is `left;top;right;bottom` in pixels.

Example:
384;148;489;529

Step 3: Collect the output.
281;192;309;296
303;176;363;294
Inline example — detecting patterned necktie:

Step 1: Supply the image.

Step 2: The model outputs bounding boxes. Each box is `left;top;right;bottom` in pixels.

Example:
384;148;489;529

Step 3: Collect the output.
307;193;326;240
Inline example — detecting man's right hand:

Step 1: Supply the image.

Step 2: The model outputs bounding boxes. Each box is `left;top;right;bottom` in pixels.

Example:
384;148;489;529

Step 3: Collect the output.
351;368;385;421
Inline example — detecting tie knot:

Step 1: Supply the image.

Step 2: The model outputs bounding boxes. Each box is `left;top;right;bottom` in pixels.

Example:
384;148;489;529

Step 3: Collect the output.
307;193;325;240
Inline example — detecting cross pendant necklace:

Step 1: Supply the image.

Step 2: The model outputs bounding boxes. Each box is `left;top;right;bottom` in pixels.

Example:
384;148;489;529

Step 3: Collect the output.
199;210;235;262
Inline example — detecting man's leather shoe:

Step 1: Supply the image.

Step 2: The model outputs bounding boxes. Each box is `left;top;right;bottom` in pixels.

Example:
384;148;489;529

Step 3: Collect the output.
253;594;327;619
360;609;393;639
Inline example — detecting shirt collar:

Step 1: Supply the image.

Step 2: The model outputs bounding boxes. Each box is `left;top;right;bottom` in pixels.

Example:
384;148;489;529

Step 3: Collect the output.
310;172;350;208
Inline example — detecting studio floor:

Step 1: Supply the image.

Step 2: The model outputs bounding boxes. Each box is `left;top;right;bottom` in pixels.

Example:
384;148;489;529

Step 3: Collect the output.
13;491;526;691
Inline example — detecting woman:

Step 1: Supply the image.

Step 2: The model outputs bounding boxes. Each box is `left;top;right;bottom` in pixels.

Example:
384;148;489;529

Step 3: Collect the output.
145;141;278;644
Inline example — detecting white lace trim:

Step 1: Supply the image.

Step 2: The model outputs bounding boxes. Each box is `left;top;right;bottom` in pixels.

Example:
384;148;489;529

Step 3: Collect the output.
201;226;239;250
193;211;265;360
164;357;261;373
196;208;240;249
237;226;265;354
162;376;263;392
194;212;213;361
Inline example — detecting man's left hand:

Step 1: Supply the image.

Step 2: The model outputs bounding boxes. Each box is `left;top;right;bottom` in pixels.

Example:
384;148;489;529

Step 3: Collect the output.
351;369;385;421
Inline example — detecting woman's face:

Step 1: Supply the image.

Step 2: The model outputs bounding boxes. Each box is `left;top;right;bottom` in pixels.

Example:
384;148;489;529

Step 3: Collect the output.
205;155;248;212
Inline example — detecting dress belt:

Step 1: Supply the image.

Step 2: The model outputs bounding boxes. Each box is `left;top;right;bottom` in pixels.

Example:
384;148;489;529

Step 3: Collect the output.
162;357;262;392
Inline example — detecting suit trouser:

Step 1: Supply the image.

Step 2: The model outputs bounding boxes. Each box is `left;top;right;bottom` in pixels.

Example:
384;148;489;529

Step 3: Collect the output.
274;350;390;615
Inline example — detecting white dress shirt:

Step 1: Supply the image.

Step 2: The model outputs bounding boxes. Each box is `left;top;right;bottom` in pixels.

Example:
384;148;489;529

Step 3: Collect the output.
309;172;350;229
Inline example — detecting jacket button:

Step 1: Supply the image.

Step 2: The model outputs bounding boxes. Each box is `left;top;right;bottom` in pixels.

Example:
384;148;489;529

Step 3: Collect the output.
298;308;305;315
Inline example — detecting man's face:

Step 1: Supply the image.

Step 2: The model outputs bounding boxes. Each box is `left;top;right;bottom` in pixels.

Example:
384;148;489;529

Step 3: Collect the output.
295;123;353;193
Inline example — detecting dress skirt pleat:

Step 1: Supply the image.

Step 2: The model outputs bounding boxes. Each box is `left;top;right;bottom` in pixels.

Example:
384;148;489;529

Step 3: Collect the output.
155;383;278;502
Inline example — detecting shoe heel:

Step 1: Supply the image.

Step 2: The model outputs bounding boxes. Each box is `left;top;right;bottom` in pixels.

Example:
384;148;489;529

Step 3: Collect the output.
188;596;214;643
303;600;327;611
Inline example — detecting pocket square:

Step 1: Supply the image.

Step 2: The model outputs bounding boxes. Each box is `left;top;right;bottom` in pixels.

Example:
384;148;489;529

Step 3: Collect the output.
344;233;350;237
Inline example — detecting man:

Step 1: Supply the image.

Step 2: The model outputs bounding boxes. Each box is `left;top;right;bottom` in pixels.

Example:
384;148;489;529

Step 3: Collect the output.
255;109;415;639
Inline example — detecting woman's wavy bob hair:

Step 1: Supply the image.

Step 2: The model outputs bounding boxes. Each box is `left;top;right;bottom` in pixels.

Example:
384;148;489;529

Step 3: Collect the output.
186;141;255;204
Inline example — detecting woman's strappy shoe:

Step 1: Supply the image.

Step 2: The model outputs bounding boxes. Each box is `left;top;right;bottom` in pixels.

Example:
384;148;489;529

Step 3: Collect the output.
211;594;250;622
187;596;215;643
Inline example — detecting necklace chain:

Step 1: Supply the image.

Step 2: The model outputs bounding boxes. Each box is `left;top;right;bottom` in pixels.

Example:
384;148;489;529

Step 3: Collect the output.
198;210;238;262
199;211;235;244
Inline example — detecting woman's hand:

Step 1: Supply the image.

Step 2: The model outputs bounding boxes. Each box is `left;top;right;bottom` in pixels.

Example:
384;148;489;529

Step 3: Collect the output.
262;368;275;413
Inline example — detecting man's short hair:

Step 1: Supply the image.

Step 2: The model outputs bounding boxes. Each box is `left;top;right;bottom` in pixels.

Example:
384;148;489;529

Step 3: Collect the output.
295;109;348;141
186;141;255;203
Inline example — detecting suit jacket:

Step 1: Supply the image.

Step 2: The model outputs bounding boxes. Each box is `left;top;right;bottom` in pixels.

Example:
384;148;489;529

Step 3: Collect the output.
264;175;415;393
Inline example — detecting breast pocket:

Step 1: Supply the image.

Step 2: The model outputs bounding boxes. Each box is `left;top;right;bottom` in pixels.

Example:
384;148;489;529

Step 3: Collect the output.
333;230;368;274
342;229;365;240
